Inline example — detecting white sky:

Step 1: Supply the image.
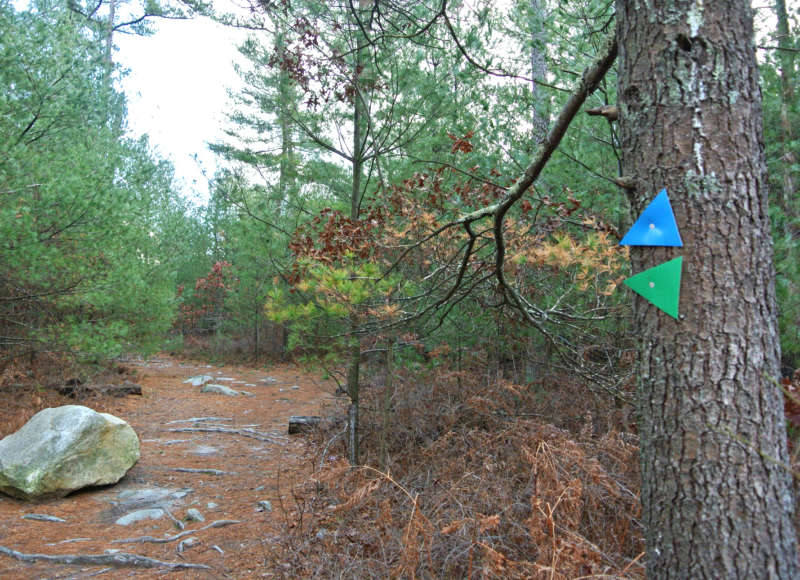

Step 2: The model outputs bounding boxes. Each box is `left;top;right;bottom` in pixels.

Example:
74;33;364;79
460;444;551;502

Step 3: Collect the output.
115;14;247;203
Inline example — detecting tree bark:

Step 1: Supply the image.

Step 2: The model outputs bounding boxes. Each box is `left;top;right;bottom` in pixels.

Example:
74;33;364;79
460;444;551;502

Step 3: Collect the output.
617;1;798;577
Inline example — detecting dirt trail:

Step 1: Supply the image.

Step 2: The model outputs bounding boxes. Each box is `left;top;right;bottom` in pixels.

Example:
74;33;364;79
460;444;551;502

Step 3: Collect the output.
0;356;338;578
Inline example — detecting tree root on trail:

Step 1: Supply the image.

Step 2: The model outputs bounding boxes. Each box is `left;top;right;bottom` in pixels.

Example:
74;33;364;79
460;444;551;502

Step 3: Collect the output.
0;545;211;570
166;426;285;444
165;417;233;424
161;505;185;530
173;467;230;475
112;520;241;545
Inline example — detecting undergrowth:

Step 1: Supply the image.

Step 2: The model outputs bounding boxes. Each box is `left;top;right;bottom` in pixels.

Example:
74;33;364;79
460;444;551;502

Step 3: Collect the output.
261;365;645;579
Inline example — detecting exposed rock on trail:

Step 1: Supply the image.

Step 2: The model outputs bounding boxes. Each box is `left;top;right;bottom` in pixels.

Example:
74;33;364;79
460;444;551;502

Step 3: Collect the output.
201;383;246;396
0;356;335;578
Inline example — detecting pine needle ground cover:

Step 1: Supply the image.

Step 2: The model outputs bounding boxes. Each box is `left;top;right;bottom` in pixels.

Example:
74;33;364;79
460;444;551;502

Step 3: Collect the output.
262;364;645;579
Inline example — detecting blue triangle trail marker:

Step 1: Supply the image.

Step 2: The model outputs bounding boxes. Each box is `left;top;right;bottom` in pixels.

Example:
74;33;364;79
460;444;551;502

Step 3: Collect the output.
619;189;683;247
623;256;683;319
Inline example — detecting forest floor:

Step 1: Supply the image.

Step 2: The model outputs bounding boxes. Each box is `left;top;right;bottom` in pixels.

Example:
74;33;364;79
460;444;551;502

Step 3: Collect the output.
0;355;339;579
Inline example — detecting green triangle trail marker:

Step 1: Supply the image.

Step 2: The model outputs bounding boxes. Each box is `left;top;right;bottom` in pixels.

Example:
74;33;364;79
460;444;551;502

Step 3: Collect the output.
623;256;683;319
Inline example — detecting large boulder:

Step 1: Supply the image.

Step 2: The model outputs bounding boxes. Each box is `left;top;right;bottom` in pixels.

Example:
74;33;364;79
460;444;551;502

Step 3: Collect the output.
0;405;140;500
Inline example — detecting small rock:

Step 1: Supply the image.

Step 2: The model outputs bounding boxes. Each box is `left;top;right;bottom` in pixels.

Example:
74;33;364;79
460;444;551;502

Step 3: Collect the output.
201;384;240;396
206;502;218;509
22;513;66;523
183;375;213;387
115;508;165;526
257;500;272;512
290;385;300;390
190;445;219;456
316;528;328;541
114;486;191;510
185;508;205;522
105;549;122;554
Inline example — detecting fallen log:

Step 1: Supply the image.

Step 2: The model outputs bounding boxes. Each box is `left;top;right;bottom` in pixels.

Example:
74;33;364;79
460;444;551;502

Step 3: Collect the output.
58;381;142;398
288;416;321;435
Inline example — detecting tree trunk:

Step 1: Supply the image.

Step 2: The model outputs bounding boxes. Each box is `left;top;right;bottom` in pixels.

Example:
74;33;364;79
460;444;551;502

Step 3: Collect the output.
346;328;361;465
105;0;116;67
276;24;295;213
253;307;260;360
529;0;548;142
344;0;372;466
775;0;796;227
379;340;394;470
617;2;798;577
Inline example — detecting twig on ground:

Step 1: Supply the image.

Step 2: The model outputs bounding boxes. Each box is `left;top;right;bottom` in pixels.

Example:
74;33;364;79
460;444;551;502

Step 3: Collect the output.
0;545;210;570
111;520;241;545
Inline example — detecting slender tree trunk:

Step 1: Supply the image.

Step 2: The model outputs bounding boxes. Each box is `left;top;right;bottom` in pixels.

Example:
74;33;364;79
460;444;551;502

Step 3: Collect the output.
379;340;394;470
105;0;116;67
775;0;796;225
253;306;260;360
617;2;798;577
276;25;295;212
529;0;548;142
346;324;360;465
345;0;372;466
